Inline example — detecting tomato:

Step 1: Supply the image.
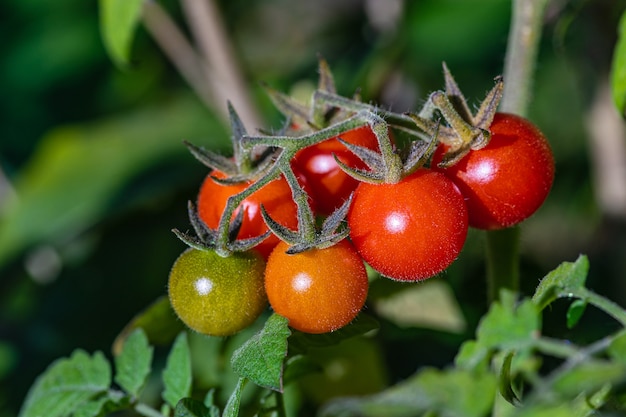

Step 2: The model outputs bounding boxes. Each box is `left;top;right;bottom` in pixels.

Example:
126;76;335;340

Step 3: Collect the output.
264;240;369;334
348;169;468;281
292;126;383;216
168;248;267;336
432;113;554;230
197;170;299;259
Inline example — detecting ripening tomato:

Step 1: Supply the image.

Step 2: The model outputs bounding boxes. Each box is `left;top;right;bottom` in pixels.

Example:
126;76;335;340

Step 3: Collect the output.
292;126;384;216
264;240;369;334
348;169;468;281
432;113;555;230
168;248;267;336
197;171;298;259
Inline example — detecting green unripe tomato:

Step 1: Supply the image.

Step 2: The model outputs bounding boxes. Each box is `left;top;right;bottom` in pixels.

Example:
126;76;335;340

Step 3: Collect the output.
168;248;267;336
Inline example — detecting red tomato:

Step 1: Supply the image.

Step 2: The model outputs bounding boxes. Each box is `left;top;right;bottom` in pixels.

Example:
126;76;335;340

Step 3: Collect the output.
348;169;468;281
197;171;298;259
292;126;383;216
264;240;369;334
432;113;555;230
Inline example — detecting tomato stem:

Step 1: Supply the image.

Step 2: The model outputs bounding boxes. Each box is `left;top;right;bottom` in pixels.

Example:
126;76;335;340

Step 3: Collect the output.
487;0;550;303
486;227;520;303
501;0;550;117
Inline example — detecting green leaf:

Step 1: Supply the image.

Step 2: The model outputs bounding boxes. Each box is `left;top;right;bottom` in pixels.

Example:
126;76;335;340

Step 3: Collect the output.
202;390;221;417
566;299;587;329
476;293;540;351
73;391;128;417
288;313;379;355
222;378;247;417
611;10;626;116
174;398;213;417
99;0;143;67
320;368;496;417
113;297;184;356
498;351;520;406
454;340;490;372
608;330;626;365
114;328;153;397
19;350;111;417
230;314;290;392
162;332;192;408
532;255;589;310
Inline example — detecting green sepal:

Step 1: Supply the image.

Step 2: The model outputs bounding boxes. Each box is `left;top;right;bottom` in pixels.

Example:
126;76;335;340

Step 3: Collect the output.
171;229;213;251
320;194;353;236
336;138;385;172
260;205;300;244
262;82;311;126
286;228;350;254
334;156;385;184
401;125;439;175
184;141;237;175
442;62;474;124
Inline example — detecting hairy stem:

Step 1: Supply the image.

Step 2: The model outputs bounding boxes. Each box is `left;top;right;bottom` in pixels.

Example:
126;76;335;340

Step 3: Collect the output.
486;227;521;302
500;0;550;116
487;0;549;303
570;287;626;327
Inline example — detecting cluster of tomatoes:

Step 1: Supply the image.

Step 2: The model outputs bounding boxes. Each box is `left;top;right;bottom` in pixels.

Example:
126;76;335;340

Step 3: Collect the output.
167;67;555;337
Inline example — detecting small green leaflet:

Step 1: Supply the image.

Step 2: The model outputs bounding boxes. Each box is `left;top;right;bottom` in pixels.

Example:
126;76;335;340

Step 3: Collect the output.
611;10;626;116
19;350;111;417
533;255;589;310
162;332;192;408
222;378;248;417
114;328;153;397
476;292;540;351
99;0;143;67
231;314;290;391
566;299;587;329
498;351;520;406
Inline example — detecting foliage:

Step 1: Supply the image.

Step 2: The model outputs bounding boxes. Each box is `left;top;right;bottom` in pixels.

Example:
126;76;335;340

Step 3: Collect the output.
2;0;626;417
17;256;626;416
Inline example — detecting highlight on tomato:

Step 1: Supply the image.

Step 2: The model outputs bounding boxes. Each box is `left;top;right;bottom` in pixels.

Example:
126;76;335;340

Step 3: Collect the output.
432;112;554;230
348;168;469;281
168;248;267;336
264;239;369;334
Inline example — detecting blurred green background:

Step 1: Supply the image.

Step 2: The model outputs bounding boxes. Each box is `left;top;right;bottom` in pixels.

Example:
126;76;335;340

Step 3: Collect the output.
1;0;626;415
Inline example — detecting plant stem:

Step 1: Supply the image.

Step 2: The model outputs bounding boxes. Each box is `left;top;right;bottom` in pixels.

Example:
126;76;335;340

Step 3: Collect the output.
486;227;521;302
572;287;626;327
501;0;550;117
180;0;263;130
487;0;549;303
141;1;216;113
534;336;582;359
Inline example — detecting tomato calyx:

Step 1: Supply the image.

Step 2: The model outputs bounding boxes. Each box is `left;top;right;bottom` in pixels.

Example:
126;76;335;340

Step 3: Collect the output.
414;63;504;168
334;114;438;185
182;103;285;257
172;200;271;254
